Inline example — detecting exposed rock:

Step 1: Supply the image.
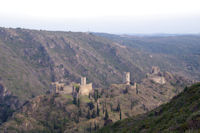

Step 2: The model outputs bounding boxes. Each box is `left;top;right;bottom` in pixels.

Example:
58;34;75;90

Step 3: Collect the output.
147;66;166;85
150;76;166;84
151;66;161;75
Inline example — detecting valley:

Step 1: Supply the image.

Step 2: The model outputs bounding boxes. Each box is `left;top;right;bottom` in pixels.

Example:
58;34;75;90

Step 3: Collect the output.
0;27;199;132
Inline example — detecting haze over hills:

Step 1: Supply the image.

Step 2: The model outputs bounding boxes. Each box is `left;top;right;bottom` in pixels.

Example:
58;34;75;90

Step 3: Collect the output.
0;27;200;132
95;32;200;80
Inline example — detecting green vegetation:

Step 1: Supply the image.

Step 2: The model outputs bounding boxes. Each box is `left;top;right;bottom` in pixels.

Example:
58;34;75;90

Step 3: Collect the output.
1;27;199;103
0;27;200;132
98;83;200;133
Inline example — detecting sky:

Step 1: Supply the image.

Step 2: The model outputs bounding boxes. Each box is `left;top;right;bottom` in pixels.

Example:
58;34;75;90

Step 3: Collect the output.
0;0;200;34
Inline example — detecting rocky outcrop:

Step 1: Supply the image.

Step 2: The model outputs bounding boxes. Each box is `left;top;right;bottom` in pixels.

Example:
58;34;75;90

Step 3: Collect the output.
147;66;166;85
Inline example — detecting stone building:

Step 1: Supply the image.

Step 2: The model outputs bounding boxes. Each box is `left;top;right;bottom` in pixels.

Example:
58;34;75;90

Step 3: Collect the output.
147;66;166;85
53;76;93;96
79;77;93;95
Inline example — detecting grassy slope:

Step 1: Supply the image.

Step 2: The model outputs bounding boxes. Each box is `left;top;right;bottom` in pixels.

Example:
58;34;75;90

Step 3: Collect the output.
98;83;200;133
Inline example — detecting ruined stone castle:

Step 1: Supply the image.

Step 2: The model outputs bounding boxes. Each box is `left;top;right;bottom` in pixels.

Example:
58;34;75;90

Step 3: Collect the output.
52;76;93;96
122;72;137;89
147;66;166;84
78;77;93;95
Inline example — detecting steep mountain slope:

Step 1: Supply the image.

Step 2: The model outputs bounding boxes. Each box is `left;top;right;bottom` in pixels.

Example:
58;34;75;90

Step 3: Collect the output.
1;27;199;102
0;27;199;127
0;27;149;102
0;27;158;125
0;69;191;133
98;83;200;133
103;68;191;117
0;93;94;133
0;82;20;125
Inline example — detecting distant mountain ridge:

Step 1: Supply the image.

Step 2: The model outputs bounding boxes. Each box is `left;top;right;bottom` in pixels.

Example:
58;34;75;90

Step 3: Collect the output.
94;32;200;80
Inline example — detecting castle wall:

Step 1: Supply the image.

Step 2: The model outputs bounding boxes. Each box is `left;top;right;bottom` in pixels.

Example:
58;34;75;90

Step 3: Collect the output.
52;77;92;96
63;85;73;94
79;83;92;95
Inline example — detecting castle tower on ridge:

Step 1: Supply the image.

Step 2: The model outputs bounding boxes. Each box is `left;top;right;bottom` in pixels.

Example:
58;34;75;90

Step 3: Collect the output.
80;76;92;95
81;77;86;86
123;72;130;85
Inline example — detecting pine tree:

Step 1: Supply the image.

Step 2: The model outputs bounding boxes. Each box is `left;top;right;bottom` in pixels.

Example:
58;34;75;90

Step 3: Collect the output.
88;102;94;110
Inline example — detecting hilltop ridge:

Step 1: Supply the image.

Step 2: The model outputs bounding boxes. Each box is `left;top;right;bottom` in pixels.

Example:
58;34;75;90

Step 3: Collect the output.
0;68;191;132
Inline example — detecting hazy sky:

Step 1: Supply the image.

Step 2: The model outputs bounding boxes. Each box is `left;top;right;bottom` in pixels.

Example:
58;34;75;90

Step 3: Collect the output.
0;0;200;34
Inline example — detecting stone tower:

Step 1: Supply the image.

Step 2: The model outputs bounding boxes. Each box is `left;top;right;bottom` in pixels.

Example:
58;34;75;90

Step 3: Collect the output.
123;72;130;85
80;76;93;95
81;77;86;85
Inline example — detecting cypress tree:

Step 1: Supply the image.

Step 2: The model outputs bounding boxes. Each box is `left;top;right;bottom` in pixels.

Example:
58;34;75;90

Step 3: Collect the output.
116;103;121;112
91;110;96;118
78;109;82;117
73;96;77;105
120;110;122;120
77;98;80;108
104;109;109;120
97;103;100;116
86;110;91;119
